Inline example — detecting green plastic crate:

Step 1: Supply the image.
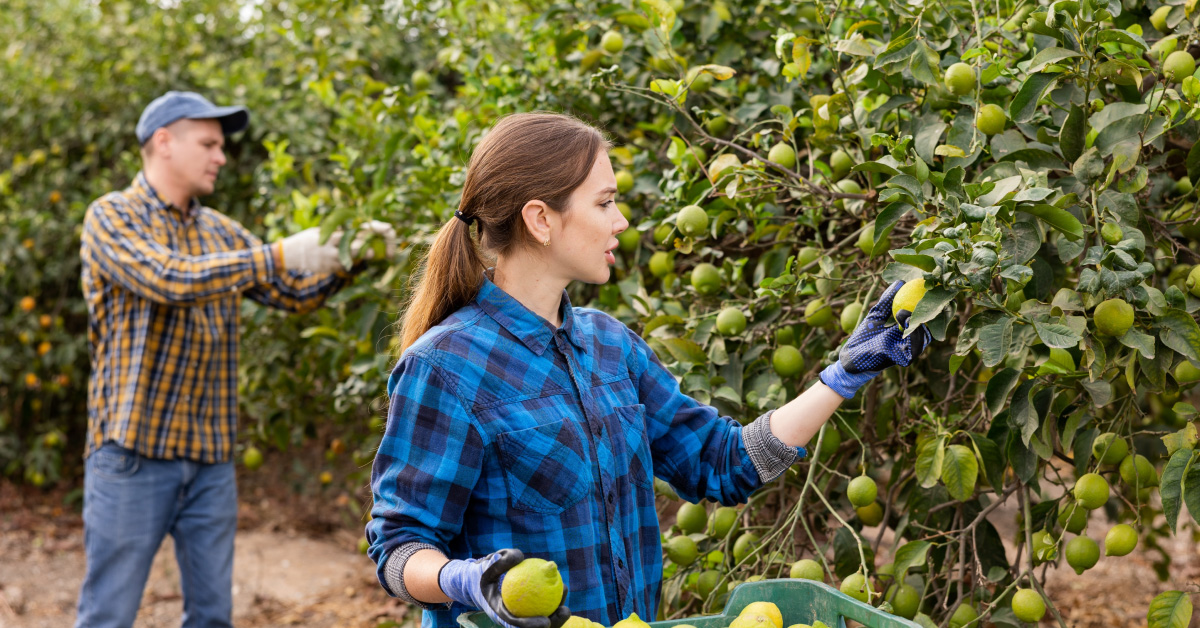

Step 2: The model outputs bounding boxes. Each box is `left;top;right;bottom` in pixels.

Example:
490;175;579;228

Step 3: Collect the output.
458;579;923;628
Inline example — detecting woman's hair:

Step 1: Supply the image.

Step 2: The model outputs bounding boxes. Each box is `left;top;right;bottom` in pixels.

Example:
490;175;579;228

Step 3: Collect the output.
396;111;612;355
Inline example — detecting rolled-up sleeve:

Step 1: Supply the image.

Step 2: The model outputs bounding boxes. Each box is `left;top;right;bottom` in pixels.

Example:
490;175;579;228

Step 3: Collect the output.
625;328;770;506
367;353;484;598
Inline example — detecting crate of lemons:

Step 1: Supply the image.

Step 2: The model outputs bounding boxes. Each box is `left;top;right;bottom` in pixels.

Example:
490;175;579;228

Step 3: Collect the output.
458;557;922;628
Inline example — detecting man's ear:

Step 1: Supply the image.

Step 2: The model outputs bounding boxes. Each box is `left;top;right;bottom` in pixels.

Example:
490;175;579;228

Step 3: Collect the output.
520;200;554;245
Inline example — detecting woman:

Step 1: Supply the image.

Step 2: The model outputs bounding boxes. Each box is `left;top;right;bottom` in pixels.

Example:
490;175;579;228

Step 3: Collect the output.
366;112;930;628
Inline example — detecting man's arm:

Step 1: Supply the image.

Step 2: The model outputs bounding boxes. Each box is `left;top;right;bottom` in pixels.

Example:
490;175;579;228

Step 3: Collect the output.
81;197;278;307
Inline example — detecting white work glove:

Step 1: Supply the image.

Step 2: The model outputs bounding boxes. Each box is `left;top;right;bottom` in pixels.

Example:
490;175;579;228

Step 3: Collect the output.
277;220;398;274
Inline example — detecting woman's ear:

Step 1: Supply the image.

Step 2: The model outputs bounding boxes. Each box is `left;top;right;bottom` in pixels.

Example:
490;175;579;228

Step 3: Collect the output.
520;200;555;245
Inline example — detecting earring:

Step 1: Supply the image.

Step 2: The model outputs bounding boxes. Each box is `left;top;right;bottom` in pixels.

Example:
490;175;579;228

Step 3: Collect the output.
544;239;551;247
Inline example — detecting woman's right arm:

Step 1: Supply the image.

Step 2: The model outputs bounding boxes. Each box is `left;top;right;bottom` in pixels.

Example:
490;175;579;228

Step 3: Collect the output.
367;353;485;606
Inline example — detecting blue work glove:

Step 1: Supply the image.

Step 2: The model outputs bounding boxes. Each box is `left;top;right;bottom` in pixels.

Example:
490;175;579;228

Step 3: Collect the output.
438;548;571;628
818;280;933;399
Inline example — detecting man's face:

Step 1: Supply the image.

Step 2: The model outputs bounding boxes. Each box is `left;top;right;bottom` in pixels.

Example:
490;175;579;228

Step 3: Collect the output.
155;118;227;200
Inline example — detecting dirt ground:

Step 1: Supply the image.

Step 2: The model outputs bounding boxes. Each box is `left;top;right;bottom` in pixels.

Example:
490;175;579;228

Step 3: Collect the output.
3;464;1200;628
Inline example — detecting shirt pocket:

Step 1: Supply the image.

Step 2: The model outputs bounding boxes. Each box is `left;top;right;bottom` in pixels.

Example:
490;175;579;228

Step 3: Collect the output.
613;404;654;489
495;418;591;514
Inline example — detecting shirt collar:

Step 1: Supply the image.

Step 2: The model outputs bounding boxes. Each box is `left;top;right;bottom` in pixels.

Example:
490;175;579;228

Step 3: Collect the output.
475;271;585;356
133;171;202;221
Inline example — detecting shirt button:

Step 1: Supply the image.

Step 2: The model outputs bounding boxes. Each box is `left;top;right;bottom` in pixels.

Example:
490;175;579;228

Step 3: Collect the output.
618;559;625;569
607;493;614;505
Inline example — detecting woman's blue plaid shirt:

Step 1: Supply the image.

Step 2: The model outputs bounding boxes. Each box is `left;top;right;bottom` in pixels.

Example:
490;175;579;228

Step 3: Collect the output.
367;275;798;627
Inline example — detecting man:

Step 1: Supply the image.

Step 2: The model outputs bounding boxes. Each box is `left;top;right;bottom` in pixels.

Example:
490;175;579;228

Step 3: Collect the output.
75;91;396;627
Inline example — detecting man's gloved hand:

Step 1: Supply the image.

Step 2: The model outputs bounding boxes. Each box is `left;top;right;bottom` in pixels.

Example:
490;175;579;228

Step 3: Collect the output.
818;280;933;399
277;220;397;274
438;548;570;628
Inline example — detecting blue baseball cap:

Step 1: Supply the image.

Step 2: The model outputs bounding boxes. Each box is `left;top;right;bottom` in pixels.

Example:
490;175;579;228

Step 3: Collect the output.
136;91;250;145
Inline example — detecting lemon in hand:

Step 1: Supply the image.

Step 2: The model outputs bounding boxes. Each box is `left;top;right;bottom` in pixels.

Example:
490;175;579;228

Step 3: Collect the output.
891;278;926;322
501;558;564;617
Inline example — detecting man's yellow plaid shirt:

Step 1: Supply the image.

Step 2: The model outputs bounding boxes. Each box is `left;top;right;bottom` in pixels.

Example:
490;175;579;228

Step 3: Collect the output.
80;172;351;462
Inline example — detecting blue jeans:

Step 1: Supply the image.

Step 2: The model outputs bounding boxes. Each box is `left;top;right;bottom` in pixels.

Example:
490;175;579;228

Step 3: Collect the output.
75;441;237;628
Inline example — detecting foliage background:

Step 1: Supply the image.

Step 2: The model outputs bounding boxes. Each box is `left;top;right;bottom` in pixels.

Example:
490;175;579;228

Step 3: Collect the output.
4;0;1200;626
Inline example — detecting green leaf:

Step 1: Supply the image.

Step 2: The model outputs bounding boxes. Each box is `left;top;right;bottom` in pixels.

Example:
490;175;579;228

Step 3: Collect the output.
969;432;1006;492
1146;590;1192;628
941;444;979;501
986;368;1022;415
1096;28;1150;52
1060;103;1087;163
1009;73;1059;123
1017;204;1085;240
1118;327;1157;359
892;540;931;578
999;149;1067;170
1034;321;1082;348
916;434;947;489
1186;455;1200;527
979;316;1016;367
659;338;708;363
1187;139;1200;186
1027;46;1083;73
1160;448;1193;534
1010;379;1040;446
909;286;958;330
892;253;937;271
1158;309;1200;362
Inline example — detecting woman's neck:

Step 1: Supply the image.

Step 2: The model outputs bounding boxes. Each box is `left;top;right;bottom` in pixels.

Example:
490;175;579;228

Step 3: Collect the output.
492;253;569;327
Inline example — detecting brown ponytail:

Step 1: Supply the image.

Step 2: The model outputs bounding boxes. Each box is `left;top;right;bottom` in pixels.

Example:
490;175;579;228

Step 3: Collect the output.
396;112;612;355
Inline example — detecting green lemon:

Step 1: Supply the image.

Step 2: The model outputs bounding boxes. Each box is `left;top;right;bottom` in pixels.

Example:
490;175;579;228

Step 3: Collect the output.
411;69;433;90
948;602;979;628
1104;523;1138;556
696;571;724;599
243;446;264;471
612;613;652;628
840;302;864;334
839;572;872;604
716;307;747;336
1152;5;1172;32
691;263;722;295
805;298;834;327
1065;536;1100;575
732;532;760;563
768;143;797;169
892;278;927;321
617;202;632;221
649;251;675;278
1091;432;1129;465
1072;473;1110;510
1187;266;1200;297
501;558;565;617
677;205;709;238
709;506;739;538
975;104;1007;135
1177;176;1194;196
601;30;624;54
706;115;730;136
773;345;804;377
676;501;707;534
1164;51;1196;82
616;170;635;194
666;535;699;566
856;223;876;255
944;62;976;96
818;428;842;461
796;246;821;268
1011;588;1046;623
830;149;854;179
1093;298;1134;336
1175;360;1200;384
690;73;714;94
847;475;878;508
886;583;920;619
856;502;884;526
816;265;843;296
790;558;824;581
680;146;707;172
775;326;796;346
834;179;863;210
1101;221;1123;244
654;224;674;245
617;228;640;253
1119;453;1158;488
1057;503;1088;534
1031;529;1057;563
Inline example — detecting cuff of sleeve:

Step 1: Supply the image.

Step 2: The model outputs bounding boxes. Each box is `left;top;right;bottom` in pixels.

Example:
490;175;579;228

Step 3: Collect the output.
818;362;877;399
384;542;446;610
743;409;807;484
254;243;279;283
